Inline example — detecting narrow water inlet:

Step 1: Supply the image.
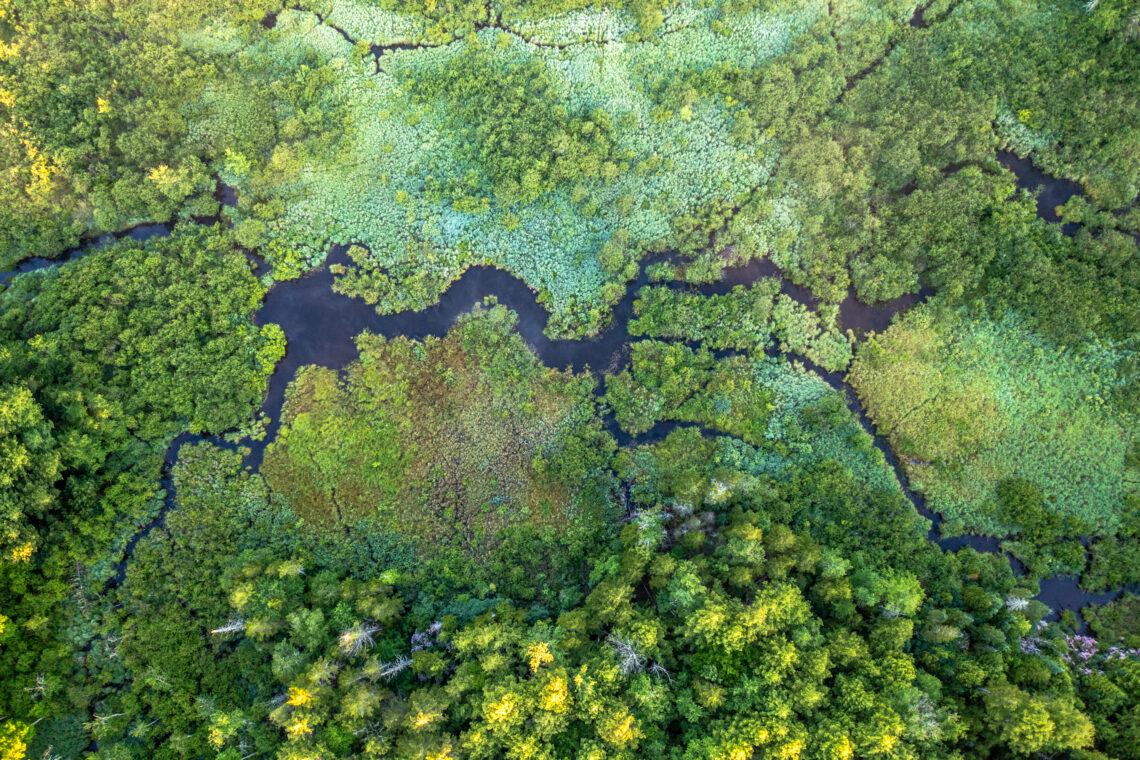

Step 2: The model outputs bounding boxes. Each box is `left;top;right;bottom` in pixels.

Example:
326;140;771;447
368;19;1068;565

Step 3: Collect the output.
996;149;1083;232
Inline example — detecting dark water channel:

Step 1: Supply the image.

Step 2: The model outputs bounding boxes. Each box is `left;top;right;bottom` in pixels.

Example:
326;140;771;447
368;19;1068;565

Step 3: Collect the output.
0;223;170;287
251;247;938;460
2;165;1130;628
996;150;1083;234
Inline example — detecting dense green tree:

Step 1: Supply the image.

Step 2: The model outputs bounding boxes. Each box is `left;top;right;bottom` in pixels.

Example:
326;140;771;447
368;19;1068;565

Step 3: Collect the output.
0;225;282;728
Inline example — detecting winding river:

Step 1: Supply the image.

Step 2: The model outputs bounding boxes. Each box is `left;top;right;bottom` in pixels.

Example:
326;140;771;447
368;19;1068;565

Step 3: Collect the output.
4;158;1133;630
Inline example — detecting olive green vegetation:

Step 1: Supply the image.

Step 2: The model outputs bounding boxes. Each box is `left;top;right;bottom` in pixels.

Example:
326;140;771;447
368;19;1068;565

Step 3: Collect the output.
604;341;895;493
1083;594;1140;647
855;168;1140;345
1083;523;1140;593
1073;646;1140;760
604;341;776;443
4;297;1138;760
849;304;1137;536
8;0;1137;335
2;0;1140;756
410;48;618;207
0;224;282;560
262;303;617;605
0;0;282;266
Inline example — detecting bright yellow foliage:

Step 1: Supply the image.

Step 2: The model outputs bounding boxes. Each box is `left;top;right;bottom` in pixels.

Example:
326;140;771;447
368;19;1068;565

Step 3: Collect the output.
148;164;177;186
773;739;804;759
286;686;314;708
0;722;29;760
527;641;554;672
540;676;570;713
599;709;640;747
8;542;33;562
485;694;517;725
285;717;312;738
412;711;443;729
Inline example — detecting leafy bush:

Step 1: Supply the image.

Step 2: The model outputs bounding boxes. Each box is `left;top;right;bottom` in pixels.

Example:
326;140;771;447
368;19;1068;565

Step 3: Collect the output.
604;341;774;443
410;48;617;205
630;282;854;370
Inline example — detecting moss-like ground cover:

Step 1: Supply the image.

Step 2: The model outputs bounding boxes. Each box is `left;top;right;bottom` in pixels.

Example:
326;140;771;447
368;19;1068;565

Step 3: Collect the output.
261;303;616;588
849;304;1139;539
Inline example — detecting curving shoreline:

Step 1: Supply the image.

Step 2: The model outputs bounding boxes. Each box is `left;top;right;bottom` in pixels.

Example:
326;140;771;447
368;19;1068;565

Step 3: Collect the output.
4;163;1131;628
97;244;1132;627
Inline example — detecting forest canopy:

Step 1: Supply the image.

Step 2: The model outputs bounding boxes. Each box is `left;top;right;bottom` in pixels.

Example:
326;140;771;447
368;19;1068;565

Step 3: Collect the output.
0;0;1138;757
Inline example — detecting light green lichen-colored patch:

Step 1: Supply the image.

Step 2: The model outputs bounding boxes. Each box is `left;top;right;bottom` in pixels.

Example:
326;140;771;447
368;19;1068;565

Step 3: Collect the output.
179;21;253;56
211;2;816;334
850;306;1139;536
319;0;432;46
753;357;897;491
995;108;1058;156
